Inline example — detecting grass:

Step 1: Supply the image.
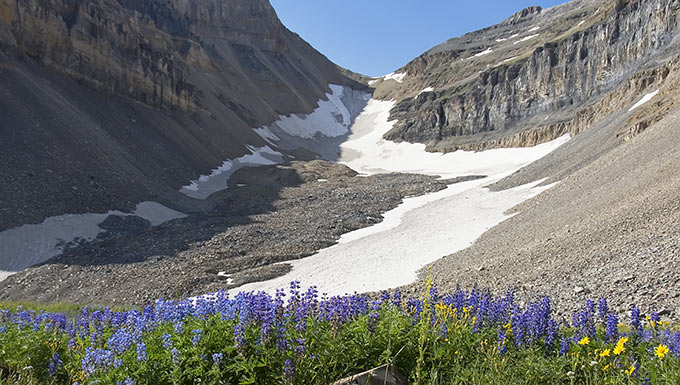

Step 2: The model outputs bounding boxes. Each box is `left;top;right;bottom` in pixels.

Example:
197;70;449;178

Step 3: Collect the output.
1;277;680;384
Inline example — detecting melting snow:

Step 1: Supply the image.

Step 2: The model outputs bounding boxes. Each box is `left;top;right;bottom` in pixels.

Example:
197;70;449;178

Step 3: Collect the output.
383;72;406;83
528;26;540;32
273;85;354;139
235;98;569;296
181;84;363;199
629;90;659;112
0;202;186;282
472;48;493;58
514;34;539;44
180;145;282;199
417;87;434;96
496;38;508;42
253;127;280;144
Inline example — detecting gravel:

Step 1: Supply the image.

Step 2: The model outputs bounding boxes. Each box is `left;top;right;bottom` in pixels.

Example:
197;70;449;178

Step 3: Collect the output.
0;161;447;306
409;105;680;322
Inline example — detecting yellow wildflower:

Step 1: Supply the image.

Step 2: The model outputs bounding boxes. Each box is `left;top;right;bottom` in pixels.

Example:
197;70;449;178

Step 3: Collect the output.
603;364;611;371
578;336;590;346
655;344;670;360
626;365;636;376
613;337;629;355
599;349;611;358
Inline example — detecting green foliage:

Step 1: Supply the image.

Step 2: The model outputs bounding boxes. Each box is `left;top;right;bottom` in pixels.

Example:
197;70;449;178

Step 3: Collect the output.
1;285;680;385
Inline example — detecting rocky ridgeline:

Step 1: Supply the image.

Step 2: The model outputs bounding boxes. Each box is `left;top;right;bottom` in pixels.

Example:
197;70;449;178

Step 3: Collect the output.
381;0;680;150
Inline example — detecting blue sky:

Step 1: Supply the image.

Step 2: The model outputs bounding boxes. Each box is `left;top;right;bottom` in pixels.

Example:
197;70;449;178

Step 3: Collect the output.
270;1;569;77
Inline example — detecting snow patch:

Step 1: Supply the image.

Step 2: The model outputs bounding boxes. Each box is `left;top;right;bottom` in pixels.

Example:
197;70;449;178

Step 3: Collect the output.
576;20;585;27
495;38;508;42
253;127;280;144
0;202;186;282
472;48;493;58
134;202;187;226
180;145;283;199
629;90;659;112
417;87;434;96
235;98;569;296
514;34;539;44
383;72;406;83
271;85;354;139
528;26;540;32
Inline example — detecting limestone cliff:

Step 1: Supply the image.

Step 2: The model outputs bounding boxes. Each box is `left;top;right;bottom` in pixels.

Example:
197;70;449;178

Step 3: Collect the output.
372;0;680;151
0;0;364;230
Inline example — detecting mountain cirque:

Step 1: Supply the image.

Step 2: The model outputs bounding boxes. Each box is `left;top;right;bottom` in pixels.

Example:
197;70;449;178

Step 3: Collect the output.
1;0;680;321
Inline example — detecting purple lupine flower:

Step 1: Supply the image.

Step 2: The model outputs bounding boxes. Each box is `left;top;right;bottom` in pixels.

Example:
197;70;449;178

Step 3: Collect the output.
631;307;642;334
136;342;147;362
107;329;133;354
162;333;173;350
174;322;184;335
212;353;223;366
192;329;203;346
559;337;570;356
545;320;557;350
276;327;289;352
171;348;180;364
598;298;608;319
48;352;62;376
294;338;306;357
441;324;449;341
234;323;246;351
606;313;619;342
392;290;402;308
284;359;295;380
497;328;507;355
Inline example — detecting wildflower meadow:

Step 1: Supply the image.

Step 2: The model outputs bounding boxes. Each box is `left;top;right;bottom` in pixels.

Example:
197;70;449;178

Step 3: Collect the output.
1;277;679;384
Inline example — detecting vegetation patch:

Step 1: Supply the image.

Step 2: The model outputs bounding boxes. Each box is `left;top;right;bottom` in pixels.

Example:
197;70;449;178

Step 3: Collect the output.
1;277;679;384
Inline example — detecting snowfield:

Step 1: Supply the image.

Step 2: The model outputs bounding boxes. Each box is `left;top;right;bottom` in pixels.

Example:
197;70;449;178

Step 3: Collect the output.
235;97;569;296
0;202;186;282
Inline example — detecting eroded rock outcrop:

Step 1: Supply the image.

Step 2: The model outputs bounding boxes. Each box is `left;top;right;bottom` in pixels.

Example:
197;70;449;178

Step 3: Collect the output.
379;0;680;150
0;0;365;230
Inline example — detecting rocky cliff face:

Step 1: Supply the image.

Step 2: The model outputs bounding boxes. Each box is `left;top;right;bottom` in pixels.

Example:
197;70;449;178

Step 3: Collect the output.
373;0;680;150
0;0;364;230
1;0;347;111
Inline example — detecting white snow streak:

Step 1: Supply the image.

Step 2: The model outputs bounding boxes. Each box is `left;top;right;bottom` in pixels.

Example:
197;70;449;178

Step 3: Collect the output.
472;48;493;58
514;34;539;44
180;145;282;199
629;90;659;112
417;87;434;96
